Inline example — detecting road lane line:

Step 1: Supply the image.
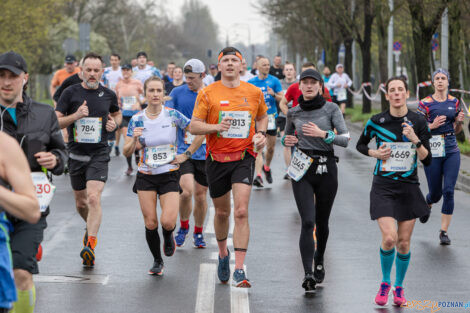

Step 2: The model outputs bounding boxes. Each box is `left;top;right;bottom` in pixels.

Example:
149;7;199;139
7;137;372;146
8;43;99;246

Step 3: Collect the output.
231;265;250;313
195;263;216;313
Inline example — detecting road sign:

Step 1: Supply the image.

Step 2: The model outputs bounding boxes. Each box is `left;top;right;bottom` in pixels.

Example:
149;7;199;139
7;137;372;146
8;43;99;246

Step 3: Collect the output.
62;38;78;55
432;39;439;51
393;41;402;51
79;23;91;53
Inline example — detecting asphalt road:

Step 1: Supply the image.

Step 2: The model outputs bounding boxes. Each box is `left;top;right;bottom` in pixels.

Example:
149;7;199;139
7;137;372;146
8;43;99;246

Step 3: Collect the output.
34;129;470;313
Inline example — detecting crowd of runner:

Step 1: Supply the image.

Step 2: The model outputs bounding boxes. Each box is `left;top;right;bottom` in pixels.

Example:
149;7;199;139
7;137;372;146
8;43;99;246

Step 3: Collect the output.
0;45;467;312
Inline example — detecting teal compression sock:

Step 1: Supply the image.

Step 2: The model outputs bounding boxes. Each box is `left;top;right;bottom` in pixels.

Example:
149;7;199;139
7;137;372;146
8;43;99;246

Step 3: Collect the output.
395;251;411;287
380;247;395;284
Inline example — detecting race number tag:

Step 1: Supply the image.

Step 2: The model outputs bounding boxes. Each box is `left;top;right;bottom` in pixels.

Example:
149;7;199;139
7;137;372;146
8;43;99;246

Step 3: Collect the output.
122;96;137;111
430;135;445;158
287;148;314;182
74;118;102;143
337;88;347;101
31;172;55;213
380;142;416;172
267;114;276;131
184;131;206;145
219;111;251;139
144;144;176;167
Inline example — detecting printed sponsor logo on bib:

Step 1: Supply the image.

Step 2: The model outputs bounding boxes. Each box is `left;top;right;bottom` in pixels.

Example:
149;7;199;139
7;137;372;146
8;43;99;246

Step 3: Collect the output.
144;144;176;167
74;117;102;143
430;135;446;158
32;172;55;213
380;142;416;172
337;88;347;101
184;131;206;145
122;96;137;111
267;114;276;131
288;148;313;181
219;111;251;139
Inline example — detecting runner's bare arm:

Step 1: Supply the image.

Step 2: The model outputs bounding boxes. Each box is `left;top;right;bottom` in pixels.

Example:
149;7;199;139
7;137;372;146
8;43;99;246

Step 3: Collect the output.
274;90;284;102
0;133;40;223
190;117;231;135
55;111;78;129
279;96;289;115
255;113;268;132
123;130;142;157
110;111;122;127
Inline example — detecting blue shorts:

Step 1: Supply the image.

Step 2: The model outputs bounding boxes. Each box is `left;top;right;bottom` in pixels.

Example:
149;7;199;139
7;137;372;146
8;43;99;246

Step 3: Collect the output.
0;212;16;309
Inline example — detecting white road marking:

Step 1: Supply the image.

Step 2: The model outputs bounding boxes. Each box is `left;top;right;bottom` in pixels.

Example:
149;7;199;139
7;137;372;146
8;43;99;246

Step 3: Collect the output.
195;263;216;313
231;265;250;313
34;274;109;285
211;252;235;261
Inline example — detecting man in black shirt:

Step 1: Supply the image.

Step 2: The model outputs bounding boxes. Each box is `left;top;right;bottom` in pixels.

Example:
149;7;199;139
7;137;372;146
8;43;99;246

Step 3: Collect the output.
269;55;285;80
56;52;121;268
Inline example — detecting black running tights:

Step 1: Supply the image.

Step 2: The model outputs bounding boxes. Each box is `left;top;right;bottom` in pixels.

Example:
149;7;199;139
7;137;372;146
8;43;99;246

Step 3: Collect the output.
291;158;338;274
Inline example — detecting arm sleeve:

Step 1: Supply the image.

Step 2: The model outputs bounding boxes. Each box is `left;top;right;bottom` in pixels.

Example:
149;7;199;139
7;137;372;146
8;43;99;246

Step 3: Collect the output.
356;119;373;156
346;74;353;87
326;74;336;89
175;110;191;129
323;87;332;102
331;105;349;147
127;117;136;137
285;109;295;136
192;90;209;120
47;109;68;175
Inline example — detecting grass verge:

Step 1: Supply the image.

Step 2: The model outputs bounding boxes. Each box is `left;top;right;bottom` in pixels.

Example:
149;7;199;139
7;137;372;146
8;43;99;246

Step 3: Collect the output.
345;105;381;126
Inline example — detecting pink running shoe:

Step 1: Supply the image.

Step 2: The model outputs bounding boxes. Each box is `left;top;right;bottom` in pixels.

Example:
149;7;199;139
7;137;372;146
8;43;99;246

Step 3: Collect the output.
375;282;391;306
393;286;407;306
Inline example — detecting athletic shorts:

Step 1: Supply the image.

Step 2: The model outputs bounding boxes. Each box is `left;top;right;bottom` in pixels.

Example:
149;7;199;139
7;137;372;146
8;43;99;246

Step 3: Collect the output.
179;159;208;187
133;171;181;195
332;96;347;105
8;215;47;274
120;116;132;128
68;152;110;191
370;176;430;221
205;153;255;198
267;129;277;136
276;116;286;132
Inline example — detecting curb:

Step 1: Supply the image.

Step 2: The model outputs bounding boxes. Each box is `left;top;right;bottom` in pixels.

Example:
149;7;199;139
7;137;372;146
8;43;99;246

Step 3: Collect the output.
345;120;470;194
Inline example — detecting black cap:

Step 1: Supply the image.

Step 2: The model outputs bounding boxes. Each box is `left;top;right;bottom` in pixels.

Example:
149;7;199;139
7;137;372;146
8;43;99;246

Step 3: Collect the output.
121;64;132;70
299;69;322;82
209;64;217;70
136;51;148;59
0;51;28;75
65;55;76;63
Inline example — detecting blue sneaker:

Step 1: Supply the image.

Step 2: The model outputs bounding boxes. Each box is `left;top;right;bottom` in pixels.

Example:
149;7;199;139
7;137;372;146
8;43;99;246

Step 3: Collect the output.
193;233;206;248
217;249;230;283
175;227;189;247
232;268;251;288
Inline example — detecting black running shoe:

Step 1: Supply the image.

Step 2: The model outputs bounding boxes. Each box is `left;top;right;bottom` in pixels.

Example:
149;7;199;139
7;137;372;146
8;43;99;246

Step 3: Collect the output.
148;259;164;276
262;166;273;184
302;273;316;292
313;264;325;283
253;175;264;188
439;230;451;245
283;173;290;180
163;233;176;256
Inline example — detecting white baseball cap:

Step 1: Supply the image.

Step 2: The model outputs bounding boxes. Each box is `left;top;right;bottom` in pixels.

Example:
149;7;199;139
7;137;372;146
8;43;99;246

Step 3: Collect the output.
184;59;205;74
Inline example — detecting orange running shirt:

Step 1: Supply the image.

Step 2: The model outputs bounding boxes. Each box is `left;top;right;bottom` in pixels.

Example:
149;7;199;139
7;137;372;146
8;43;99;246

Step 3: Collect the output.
192;81;267;157
51;68;81;87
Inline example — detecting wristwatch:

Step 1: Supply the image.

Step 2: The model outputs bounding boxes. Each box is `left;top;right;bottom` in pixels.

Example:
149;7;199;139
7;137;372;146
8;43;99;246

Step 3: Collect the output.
257;131;267;137
184;150;192;158
415;141;422;148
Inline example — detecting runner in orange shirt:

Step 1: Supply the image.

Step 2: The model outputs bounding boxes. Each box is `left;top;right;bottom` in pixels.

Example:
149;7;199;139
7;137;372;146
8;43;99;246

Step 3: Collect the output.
50;55;80;105
190;47;268;288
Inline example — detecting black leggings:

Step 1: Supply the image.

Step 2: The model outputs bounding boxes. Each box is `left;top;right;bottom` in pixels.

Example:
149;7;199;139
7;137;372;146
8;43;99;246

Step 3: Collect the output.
291;157;338;274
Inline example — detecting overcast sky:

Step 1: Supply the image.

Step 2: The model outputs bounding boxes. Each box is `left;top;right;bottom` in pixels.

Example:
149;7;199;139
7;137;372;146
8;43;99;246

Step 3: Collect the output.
165;0;270;45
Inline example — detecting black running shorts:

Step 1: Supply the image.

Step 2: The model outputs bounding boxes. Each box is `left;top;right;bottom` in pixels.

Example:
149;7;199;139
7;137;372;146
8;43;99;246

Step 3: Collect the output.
370;176;430;221
179;159;208;187
68;152;110;190
205;153;255;198
8;215;47;274
133;171;181;195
